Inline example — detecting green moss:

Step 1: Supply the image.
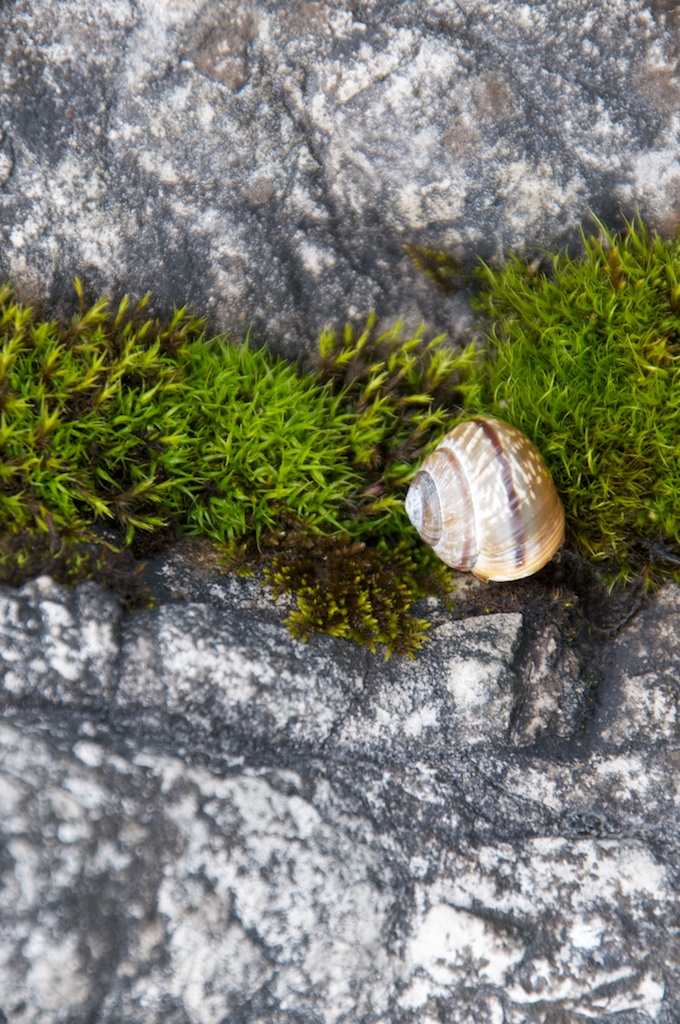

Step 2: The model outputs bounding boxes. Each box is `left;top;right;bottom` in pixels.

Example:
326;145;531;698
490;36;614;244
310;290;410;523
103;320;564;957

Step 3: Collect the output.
0;280;202;542
0;281;372;545
178;338;365;542
469;217;680;582
0;285;471;654
261;531;450;658
402;244;465;294
224;528;453;658
7;213;680;654
315;311;479;539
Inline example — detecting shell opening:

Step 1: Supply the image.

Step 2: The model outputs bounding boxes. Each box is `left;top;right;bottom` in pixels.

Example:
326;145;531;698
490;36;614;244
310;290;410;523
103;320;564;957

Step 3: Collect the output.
405;482;423;532
405;471;442;545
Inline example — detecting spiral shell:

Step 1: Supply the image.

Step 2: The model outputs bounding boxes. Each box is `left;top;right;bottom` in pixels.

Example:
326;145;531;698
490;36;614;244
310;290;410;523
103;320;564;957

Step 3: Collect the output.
405;417;565;582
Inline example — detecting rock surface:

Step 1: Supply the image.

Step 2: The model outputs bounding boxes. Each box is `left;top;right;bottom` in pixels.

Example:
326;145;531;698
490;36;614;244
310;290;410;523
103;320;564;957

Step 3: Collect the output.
1;0;679;352
1;568;679;1023
2;1;680;1021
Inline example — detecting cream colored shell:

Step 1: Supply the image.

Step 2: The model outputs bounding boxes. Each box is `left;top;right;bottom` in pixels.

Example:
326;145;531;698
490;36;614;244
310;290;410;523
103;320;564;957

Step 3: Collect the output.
404;417;565;582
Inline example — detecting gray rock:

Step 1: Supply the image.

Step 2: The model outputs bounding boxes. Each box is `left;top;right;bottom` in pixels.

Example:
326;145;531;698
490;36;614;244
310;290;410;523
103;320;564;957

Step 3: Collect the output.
0;576;121;705
1;0;679;352
2;1;680;1020
1;573;679;1022
595;584;680;750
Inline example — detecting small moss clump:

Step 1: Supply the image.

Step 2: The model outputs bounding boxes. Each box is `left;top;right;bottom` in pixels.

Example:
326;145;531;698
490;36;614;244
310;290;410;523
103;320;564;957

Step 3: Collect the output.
261;532;450;657
223;528;452;657
470;217;680;581
402;244;465;295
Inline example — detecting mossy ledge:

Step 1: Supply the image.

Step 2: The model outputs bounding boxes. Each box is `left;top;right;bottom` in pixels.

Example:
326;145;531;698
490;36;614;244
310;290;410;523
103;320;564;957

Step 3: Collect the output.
3;215;680;653
471;215;680;587
0;287;471;655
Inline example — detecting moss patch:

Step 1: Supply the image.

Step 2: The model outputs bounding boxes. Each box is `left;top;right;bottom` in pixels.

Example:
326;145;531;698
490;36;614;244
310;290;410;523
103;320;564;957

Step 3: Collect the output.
5;215;680;653
224;529;453;657
469;217;680;584
0;285;473;655
0;280;368;544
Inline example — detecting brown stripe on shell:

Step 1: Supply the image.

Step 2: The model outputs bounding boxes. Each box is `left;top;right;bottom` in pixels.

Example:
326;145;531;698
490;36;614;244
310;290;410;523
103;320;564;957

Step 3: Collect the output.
471;417;526;571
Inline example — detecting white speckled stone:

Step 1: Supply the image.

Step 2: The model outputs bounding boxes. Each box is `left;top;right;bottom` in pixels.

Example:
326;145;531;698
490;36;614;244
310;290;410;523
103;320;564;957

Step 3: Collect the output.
1;575;680;1021
1;0;679;352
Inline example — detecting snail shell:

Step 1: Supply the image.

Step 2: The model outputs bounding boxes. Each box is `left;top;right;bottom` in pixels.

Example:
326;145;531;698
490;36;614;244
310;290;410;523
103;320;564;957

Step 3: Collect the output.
405;417;564;582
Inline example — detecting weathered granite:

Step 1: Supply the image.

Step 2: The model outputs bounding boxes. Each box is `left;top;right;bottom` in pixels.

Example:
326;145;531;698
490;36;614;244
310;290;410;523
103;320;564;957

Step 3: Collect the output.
1;0;679;352
1;572;679;1023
